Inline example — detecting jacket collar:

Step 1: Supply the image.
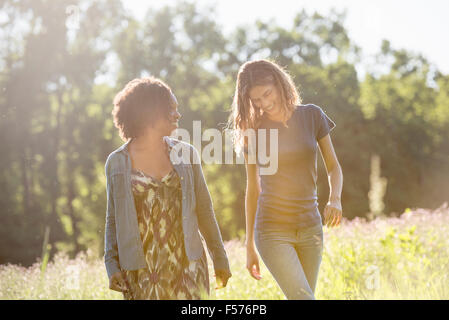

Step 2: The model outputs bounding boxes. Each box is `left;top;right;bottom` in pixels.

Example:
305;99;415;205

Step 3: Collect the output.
116;136;177;156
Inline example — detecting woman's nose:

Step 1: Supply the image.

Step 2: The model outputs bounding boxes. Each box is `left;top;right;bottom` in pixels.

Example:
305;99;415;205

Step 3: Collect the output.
260;99;270;109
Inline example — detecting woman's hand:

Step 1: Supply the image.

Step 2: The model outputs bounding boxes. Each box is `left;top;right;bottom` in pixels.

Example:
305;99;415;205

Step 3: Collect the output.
109;271;129;293
215;269;232;289
323;200;342;228
246;245;262;280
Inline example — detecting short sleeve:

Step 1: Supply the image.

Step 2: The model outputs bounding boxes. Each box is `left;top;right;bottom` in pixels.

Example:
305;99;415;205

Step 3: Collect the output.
315;106;336;140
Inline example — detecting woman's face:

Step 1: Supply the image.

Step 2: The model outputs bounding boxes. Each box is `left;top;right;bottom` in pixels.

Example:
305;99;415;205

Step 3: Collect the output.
248;83;282;119
156;92;181;136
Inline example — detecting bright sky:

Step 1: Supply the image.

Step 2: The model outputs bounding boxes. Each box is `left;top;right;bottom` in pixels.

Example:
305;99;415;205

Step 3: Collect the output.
123;0;449;74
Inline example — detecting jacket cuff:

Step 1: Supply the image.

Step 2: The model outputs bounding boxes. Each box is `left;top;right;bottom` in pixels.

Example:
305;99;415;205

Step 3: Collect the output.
213;256;231;273
105;260;121;279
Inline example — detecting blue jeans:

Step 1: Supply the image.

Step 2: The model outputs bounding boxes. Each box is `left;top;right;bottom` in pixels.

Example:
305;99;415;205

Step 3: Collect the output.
255;223;323;300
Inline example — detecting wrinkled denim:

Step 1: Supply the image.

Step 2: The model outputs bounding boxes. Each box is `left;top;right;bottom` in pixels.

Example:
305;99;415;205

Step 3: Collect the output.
255;223;323;299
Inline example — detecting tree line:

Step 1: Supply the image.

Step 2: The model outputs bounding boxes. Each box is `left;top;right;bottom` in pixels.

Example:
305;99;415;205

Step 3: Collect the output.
1;0;448;265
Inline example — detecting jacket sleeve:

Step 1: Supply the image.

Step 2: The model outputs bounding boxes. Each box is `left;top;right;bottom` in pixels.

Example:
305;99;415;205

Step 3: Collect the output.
104;158;121;279
191;146;231;273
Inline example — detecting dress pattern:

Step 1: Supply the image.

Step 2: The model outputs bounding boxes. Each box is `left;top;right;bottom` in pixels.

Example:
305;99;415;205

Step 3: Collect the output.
122;168;209;300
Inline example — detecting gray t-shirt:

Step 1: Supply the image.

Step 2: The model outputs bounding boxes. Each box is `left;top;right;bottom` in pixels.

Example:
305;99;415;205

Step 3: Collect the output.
251;104;336;230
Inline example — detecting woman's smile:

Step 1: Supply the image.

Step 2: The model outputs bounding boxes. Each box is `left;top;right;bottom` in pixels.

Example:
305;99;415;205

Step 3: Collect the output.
264;104;274;112
248;84;281;118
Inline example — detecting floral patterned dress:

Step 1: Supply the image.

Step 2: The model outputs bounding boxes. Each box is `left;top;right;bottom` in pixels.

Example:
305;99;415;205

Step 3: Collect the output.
122;168;209;300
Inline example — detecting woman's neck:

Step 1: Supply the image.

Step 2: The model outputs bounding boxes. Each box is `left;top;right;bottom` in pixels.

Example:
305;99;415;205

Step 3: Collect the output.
129;131;167;153
265;107;294;124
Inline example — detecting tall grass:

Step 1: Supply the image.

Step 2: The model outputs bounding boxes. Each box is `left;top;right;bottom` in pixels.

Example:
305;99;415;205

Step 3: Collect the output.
1;204;448;300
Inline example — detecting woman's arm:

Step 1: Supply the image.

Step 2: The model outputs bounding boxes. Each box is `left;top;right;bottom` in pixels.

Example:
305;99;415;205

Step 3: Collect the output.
104;158;129;292
244;153;262;280
191;147;231;275
318;134;343;227
244;153;260;248
104;160;121;278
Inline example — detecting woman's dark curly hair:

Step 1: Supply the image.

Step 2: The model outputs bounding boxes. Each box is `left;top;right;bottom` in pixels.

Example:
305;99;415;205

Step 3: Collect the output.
112;77;174;141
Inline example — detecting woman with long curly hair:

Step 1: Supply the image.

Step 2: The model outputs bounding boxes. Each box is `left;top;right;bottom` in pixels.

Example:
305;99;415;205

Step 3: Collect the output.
228;59;343;299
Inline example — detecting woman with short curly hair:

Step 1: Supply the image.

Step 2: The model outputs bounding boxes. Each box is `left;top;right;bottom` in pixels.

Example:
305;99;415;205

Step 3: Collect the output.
105;77;231;300
228;59;343;300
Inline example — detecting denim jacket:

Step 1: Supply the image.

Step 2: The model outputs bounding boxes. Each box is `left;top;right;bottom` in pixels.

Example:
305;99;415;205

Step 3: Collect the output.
104;136;230;278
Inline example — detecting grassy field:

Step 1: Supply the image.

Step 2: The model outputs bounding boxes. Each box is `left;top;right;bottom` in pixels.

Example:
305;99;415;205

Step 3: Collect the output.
1;204;448;300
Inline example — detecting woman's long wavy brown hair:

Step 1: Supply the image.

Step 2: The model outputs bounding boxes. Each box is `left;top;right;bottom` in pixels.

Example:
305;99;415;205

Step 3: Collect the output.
227;59;301;154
